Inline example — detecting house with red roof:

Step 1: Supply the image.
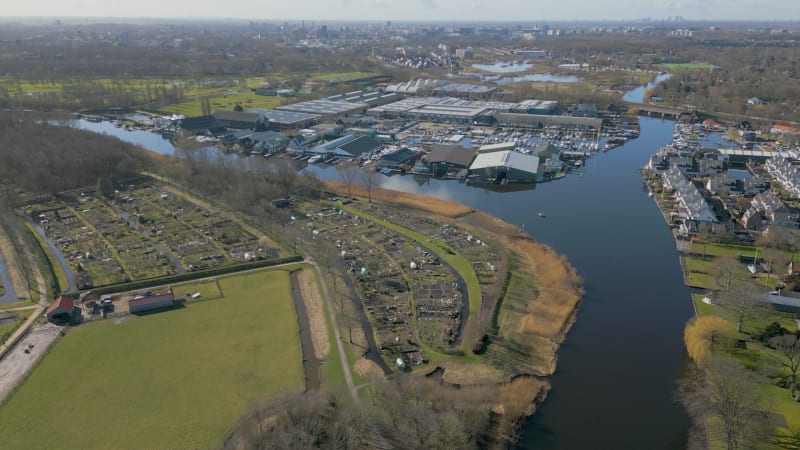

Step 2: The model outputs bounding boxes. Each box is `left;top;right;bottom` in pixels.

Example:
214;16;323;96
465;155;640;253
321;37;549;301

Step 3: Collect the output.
771;124;799;135
46;296;75;324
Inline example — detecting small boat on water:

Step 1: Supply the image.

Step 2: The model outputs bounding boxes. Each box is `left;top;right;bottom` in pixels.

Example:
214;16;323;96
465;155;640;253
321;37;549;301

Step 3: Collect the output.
537;211;546;218
308;155;323;164
648;191;654;197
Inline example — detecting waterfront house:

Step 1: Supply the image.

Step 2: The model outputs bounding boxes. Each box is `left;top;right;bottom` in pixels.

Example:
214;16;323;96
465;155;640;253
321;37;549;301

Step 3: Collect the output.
752;191;800;228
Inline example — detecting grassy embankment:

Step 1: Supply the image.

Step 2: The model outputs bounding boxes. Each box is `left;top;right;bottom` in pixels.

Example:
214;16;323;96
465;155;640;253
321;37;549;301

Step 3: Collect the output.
691;293;800;437
0;269;304;449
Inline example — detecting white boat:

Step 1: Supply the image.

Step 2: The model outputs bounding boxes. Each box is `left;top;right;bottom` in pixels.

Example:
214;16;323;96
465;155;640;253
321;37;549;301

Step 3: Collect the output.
308;155;323;164
648;191;654;197
537;211;546;218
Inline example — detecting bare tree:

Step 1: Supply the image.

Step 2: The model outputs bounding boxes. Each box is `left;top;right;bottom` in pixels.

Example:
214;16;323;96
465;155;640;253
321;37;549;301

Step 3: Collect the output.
679;357;770;450
336;160;359;197
711;256;746;292
715;280;767;333
770;334;800;399
358;167;380;204
268;157;298;198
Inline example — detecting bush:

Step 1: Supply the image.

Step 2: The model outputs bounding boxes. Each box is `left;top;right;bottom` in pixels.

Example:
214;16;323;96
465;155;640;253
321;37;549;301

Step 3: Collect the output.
758;321;790;343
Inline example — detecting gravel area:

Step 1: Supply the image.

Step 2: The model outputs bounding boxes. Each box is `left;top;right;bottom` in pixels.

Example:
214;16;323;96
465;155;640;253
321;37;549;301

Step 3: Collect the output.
0;322;63;405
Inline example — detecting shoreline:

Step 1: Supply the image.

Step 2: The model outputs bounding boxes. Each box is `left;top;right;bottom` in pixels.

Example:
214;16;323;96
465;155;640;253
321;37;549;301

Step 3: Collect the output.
323;180;584;444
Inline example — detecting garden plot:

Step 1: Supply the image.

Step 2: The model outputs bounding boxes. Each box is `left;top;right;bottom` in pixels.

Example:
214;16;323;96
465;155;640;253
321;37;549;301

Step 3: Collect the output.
302;203;479;365
68;196;176;281
33;200;127;288
114;184;269;271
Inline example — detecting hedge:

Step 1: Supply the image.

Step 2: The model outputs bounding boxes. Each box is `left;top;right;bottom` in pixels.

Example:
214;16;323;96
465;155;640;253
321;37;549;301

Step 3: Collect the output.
82;255;303;297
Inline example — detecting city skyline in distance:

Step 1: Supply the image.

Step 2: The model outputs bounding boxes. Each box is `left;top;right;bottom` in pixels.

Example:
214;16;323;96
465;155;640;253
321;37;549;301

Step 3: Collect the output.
2;0;800;23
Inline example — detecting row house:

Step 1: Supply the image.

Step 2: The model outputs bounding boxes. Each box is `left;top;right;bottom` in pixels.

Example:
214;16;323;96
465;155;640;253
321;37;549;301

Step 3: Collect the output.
662;165;718;225
750;190;800;229
765;157;800;199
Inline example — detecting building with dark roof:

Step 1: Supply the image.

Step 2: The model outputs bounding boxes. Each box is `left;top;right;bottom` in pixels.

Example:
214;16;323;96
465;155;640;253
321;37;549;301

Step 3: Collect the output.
179;115;226;136
213;110;265;130
378;147;420;171
427;144;477;177
307;134;384;159
250;109;321;131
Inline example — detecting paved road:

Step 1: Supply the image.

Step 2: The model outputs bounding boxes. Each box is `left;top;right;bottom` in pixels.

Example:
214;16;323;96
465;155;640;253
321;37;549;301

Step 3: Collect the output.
0;248;19;304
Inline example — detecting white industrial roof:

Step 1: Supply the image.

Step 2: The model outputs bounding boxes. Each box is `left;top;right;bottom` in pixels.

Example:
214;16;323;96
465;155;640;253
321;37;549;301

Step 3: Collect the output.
470;150;539;174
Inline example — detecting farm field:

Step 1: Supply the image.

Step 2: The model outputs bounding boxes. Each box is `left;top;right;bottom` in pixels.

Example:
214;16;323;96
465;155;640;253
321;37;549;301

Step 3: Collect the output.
0;269;303;449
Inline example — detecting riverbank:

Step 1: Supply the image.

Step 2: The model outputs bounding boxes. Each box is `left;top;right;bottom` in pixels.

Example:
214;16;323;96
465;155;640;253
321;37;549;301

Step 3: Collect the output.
323;180;584;444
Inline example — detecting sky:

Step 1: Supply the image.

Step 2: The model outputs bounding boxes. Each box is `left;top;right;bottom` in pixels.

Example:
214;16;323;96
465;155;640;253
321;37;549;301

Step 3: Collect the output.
2;0;799;23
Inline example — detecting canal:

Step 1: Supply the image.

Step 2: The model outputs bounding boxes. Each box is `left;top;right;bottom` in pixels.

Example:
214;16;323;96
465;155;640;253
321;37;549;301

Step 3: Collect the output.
76;99;694;449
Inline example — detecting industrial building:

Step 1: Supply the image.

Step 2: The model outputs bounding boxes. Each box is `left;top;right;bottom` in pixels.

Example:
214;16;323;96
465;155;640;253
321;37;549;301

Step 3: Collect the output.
305;134;384;159
427;144;477;177
250;109;320;131
212;110;265;130
469;150;540;184
129;290;180;315
494;112;603;129
276;98;367;117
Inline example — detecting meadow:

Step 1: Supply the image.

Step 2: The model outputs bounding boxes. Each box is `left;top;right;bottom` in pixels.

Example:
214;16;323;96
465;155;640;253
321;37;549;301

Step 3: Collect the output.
0;269;303;449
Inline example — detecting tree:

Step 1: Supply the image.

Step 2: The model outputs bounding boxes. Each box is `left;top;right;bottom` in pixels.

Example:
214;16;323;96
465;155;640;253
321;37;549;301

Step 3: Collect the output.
771;334;800;398
335;160;359;197
680;357;770;450
711;256;745;292
268;157;298;198
96;176;114;199
714;280;767;333
684;315;735;363
358;166;380;204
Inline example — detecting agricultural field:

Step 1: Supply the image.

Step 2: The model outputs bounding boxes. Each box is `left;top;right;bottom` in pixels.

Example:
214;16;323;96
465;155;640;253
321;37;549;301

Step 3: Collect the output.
0;269;304;449
26;180;274;288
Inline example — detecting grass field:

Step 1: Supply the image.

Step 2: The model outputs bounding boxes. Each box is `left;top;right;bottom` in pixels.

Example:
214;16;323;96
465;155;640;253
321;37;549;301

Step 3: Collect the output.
157;91;284;117
0;269;303;449
660;63;716;71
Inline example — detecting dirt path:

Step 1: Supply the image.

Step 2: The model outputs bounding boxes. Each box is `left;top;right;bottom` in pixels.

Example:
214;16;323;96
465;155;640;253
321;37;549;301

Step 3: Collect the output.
0;322;62;405
297;269;329;361
289;270;321;391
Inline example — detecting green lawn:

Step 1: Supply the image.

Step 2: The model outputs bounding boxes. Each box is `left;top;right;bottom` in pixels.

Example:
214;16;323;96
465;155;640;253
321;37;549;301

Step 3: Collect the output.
158;91;283;117
690;242;757;259
0;269;303;449
660;63;716;71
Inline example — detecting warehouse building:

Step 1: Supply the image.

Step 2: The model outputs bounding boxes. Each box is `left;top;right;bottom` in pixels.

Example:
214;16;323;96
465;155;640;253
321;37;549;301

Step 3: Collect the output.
129;290;181;315
469;150;540;184
249;109;321;131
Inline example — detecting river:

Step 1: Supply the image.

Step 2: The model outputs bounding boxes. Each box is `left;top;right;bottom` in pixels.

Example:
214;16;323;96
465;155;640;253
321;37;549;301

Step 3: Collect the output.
76;76;694;448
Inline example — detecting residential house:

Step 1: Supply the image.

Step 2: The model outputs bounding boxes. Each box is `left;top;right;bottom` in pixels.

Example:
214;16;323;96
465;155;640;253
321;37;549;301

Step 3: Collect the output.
752;190;800;228
765;157;800;198
46;295;75;324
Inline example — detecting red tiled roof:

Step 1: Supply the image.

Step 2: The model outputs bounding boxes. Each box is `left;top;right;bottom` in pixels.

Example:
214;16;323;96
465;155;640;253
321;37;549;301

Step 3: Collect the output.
47;295;74;314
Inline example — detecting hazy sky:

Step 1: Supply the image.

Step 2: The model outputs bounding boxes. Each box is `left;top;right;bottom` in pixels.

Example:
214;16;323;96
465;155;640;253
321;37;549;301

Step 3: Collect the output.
3;0;799;22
